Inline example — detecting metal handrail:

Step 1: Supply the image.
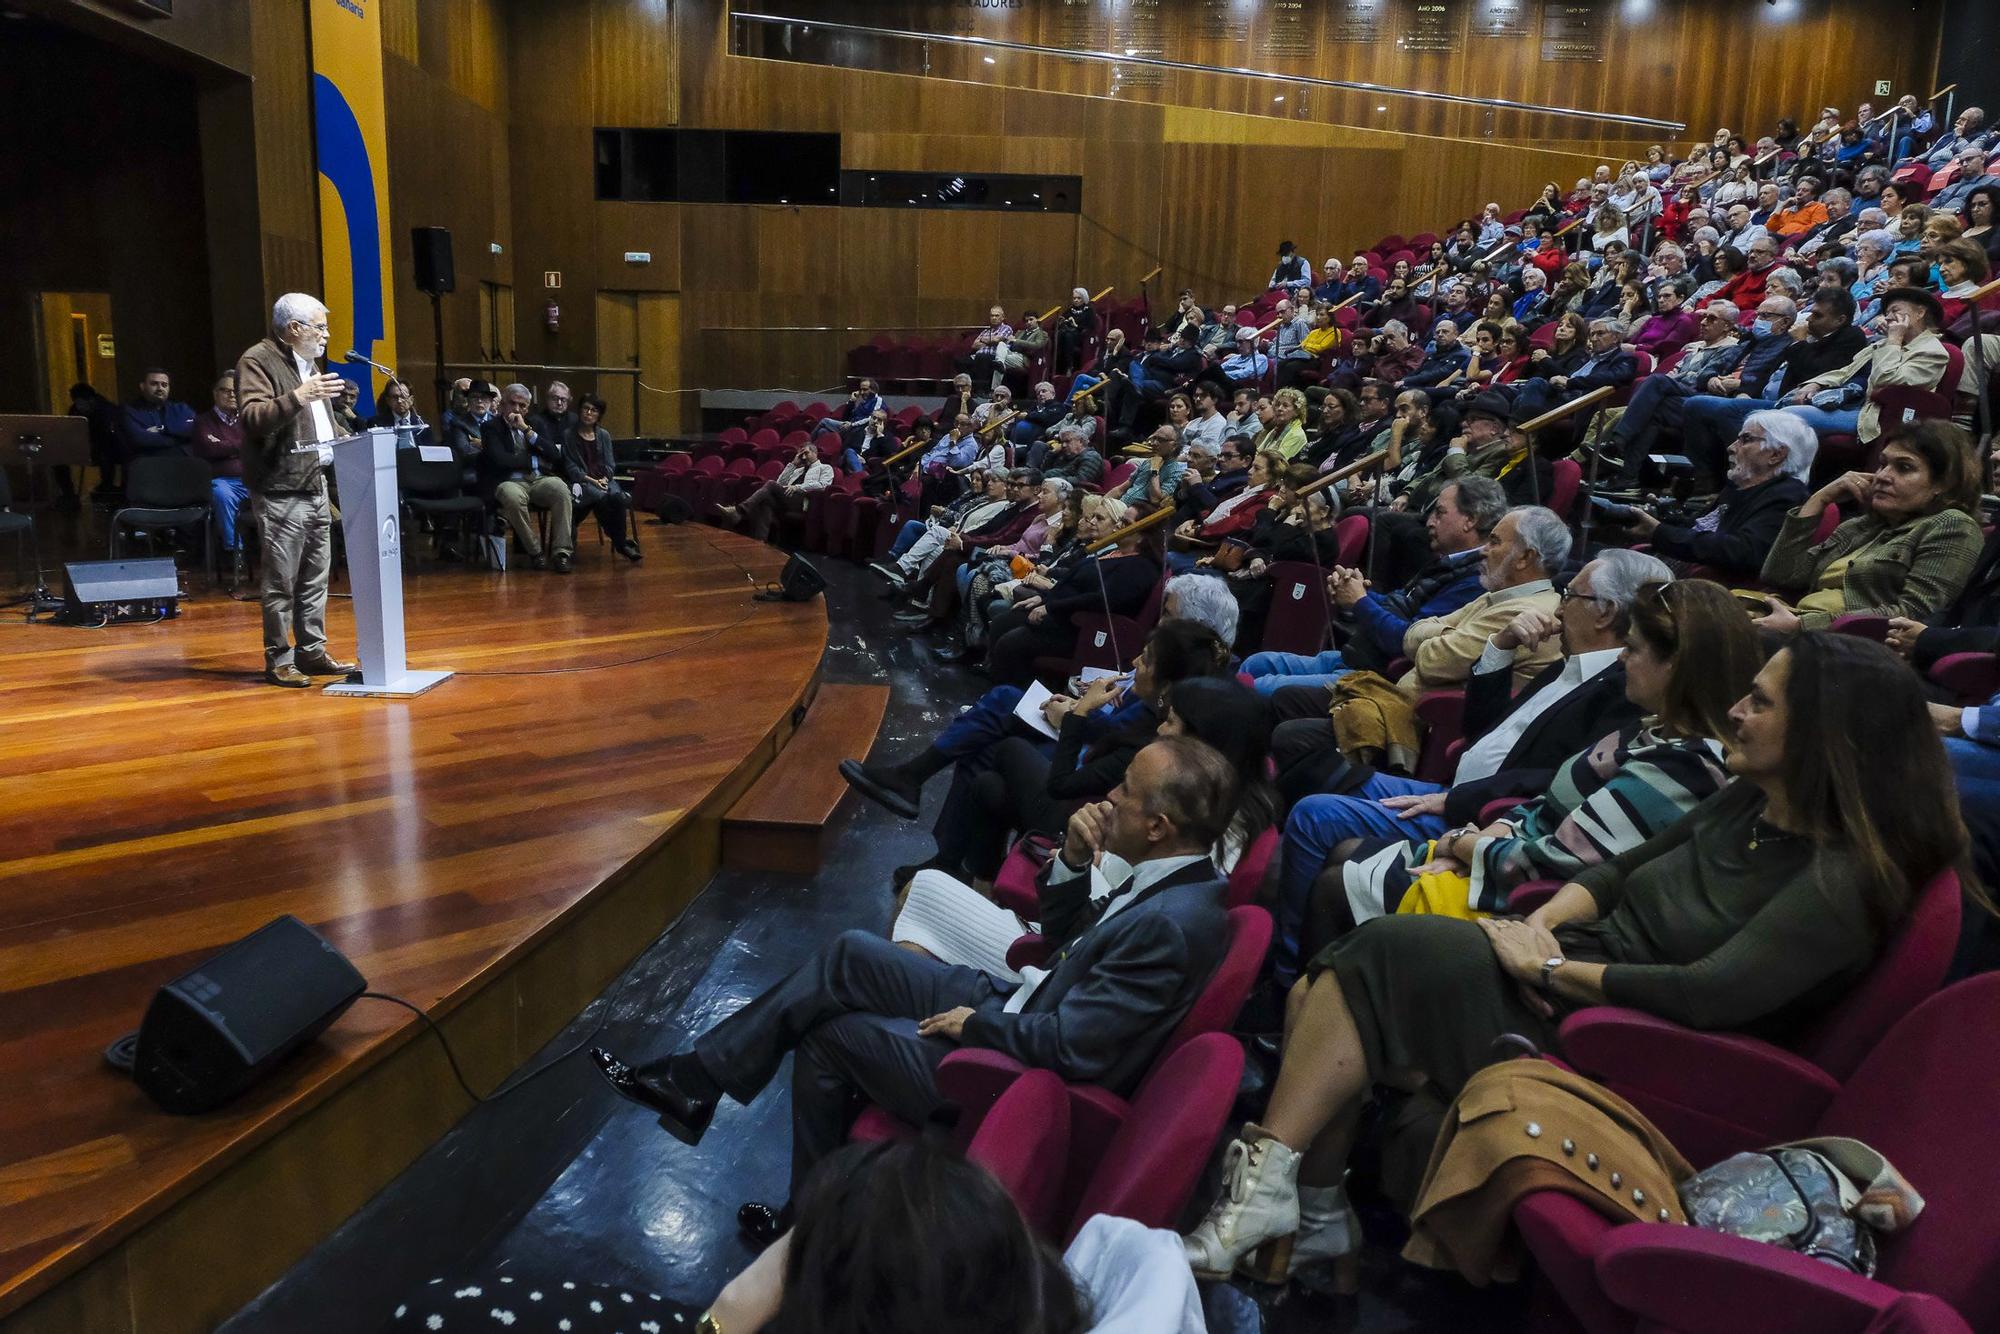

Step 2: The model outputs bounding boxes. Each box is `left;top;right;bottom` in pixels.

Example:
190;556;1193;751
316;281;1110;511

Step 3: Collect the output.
732;10;1686;133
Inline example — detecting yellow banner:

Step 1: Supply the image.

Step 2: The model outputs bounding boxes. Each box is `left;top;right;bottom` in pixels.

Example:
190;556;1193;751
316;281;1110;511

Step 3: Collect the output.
309;0;397;416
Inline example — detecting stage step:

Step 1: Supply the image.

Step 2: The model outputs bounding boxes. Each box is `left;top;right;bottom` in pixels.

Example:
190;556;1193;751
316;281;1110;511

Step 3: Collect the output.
722;682;891;874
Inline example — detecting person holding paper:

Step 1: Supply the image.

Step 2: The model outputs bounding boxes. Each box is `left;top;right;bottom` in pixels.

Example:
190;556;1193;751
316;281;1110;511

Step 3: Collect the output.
235;292;357;688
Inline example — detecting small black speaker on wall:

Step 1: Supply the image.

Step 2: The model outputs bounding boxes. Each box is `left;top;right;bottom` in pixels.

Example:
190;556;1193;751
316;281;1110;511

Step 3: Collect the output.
131;915;366;1114
411;226;456;295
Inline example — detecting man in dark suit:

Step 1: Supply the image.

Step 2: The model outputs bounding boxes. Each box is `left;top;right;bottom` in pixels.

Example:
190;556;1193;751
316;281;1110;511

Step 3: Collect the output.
590;737;1237;1241
1269;550;1667;983
1506;316;1640;430
476;381;575;571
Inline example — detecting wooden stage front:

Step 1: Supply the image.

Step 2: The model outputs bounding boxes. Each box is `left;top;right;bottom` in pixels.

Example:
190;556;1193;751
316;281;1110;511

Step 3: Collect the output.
0;528;829;1332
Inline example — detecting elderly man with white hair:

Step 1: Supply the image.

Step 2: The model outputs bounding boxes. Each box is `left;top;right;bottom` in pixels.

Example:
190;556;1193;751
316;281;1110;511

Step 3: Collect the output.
1612;410;1815;578
234;292;359;687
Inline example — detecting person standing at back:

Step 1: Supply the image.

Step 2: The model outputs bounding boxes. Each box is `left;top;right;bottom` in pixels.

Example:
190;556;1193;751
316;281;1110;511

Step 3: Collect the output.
235;293;358;688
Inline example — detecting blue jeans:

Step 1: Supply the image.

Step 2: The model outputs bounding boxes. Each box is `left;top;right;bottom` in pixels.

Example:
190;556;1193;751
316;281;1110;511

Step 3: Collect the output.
840;448;864;474
211;476;250;551
1680;394;1772;479
1242;649;1351;696
1275;774;1448;983
1164;550;1203;575
936;685;1027;759
1780;404;1863;438
889;519;927;560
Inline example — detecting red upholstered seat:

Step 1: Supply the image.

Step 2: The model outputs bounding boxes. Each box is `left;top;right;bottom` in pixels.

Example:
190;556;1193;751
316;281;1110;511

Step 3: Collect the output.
1522;970;2000;1334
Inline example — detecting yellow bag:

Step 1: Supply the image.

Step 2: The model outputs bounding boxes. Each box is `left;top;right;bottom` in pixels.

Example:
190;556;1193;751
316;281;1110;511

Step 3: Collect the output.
1329;670;1422;774
1393;846;1485;921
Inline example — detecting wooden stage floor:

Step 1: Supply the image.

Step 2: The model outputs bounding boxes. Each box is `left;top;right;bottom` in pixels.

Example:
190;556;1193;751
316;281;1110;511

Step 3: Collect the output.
0;527;829;1328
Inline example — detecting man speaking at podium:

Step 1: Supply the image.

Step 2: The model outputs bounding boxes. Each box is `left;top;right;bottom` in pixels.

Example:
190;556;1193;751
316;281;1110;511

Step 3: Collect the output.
235;293;359;688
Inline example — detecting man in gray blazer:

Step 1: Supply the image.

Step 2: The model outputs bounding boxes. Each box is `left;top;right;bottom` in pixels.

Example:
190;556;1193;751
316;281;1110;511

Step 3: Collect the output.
591;736;1237;1238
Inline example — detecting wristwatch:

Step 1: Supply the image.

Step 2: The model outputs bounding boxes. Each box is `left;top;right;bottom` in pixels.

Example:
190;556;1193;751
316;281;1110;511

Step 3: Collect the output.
1539;956;1566;992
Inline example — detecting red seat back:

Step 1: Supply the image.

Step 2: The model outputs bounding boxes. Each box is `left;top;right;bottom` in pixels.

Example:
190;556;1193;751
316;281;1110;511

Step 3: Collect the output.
1159;905;1271;1057
965;1068;1071;1237
1797;868;1963;1080
1548;458;1583;517
1822;973;2000;1322
1333;513;1369;565
1225;827;1278;910
1063;1033;1244;1242
1259;561;1334;656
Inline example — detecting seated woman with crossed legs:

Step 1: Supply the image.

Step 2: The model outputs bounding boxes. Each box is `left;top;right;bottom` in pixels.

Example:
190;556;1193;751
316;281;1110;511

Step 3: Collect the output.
1182;634;1966;1289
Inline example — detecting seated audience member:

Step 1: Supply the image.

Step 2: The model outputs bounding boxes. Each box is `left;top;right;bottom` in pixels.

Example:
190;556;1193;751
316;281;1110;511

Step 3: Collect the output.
1180;383;1230;455
1886;441;2000;667
1117;426;1188;513
1395;505;1568;697
1507;317;1639;426
562;394;641;560
1110;326;1205;432
1612;410;1816;578
1794;187;1857;256
845;407;896;473
117;367;196;460
874;467;1018;590
191;374;248;567
1171;445;1280;562
1920;105;1991;170
1765;174;1830;237
1010;379;1068;454
1400;320;1471;393
1305;580;1757;950
1184;634;1965;1276
1757;420;1984;633
1252;387;1310;461
971;383;1016;434
1304;388;1377;471
1363;319;1426;384
1314;259;1347;305
1678;285;1865;487
983;496;1159;687
1267;548;1663;980
812;377;884;440
896;674;1274;972
895;469;1046;629
672;1140;1203;1334
961;305;1014;388
1773;286;1951;444
1960;185;2000;263
1244;475;1505;694
591;736;1241;1210
1053;287;1101;374
1218;327;1272;391
1042;425;1106;488
1595;298;1742;477
1628;280;1699;355
530;379;577;447
1936;238;1993;327
1271;239;1312;289
477;382;575;572
1198;304;1242;358
1208;465;1341;647
915;413;985;508
1002;311;1049;377
1932;149;2000;216
445;378;498;489
911;620;1235;888
933;374;981;434
371;379;431;448
330;377;363;435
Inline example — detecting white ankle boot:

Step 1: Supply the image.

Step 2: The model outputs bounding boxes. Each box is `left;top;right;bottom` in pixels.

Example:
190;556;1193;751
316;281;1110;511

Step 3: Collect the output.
1182;1124;1302;1280
1283;1178;1361;1286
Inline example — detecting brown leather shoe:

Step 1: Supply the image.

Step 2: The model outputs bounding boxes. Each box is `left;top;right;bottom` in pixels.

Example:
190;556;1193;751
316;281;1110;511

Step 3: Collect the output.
296;654;359;676
266;664;312;688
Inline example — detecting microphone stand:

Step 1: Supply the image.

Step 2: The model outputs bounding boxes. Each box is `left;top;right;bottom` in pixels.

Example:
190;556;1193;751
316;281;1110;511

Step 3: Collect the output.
3;437;66;615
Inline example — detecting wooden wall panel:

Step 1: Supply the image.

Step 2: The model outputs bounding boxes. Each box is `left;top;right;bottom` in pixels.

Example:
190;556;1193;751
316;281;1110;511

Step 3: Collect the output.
738;0;1944;154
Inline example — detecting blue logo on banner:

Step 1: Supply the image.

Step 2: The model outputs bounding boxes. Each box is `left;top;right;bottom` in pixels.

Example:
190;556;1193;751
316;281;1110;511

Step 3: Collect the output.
313;72;384;416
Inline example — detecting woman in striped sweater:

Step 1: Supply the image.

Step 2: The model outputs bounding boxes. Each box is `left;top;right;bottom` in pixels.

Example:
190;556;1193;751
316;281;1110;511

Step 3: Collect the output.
1303;579;1762;944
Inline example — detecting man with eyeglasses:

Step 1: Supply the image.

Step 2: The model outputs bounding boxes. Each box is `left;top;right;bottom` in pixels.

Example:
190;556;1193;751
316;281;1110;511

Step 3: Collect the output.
235;292;358;688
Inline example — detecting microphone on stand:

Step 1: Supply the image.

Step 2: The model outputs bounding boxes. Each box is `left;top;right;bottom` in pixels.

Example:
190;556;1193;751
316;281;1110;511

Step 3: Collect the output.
345;350;399;384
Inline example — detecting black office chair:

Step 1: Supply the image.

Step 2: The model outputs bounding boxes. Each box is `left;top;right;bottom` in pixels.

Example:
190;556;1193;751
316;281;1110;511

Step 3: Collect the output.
0;469;32;586
397;452;488;571
110;454;214;582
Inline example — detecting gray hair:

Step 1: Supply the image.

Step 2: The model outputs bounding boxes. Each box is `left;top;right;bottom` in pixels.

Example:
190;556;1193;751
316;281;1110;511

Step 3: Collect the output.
1704;299;1740;325
1759;294;1799;321
1818;256;1859;283
1586;547;1675;617
1588;317;1631;340
270;292;327;337
1858;228;1900;256
501;381;532;401
1693;225;1720;245
1652;242;1685;262
1034;380;1055;396
1056;424;1085;441
1071;286;1089;303
1164;573;1240;648
546;379;570;395
1821;188;1852;208
1509;505;1574;574
1745;409;1820;481
1856;207;1888;229
1765;268;1805;298
1042;476;1073;500
1380;319;1410;340
1443;474;1508;534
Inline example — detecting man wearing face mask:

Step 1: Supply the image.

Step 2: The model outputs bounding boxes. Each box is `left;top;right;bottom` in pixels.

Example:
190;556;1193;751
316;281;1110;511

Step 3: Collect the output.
235;293;359;688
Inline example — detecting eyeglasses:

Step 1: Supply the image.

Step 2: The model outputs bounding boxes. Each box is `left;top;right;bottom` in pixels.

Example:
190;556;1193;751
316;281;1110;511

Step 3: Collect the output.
1732;432;1769;444
1557;587;1602;606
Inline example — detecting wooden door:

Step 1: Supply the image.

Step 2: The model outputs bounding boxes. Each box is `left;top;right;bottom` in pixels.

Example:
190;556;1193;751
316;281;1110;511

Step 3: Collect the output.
34;292;117;413
596;290;681;437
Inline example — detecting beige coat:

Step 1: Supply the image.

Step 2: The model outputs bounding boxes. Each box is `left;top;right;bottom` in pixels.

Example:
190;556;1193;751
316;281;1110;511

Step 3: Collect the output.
1397;582;1562;696
1793;329;1950;442
1403;1060;1694;1286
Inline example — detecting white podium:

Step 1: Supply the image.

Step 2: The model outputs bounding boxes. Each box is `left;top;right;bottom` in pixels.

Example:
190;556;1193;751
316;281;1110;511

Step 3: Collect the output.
323;428;454;697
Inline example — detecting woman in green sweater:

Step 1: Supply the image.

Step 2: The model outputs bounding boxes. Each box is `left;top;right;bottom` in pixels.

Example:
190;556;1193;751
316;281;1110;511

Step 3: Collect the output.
1756;419;1984;633
1183;633;1966;1285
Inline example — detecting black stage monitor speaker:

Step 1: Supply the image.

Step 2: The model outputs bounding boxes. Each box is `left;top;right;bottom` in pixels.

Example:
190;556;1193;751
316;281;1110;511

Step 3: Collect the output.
754;553;827;603
133;915;367;1114
63;557;178;611
412;226;455;295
